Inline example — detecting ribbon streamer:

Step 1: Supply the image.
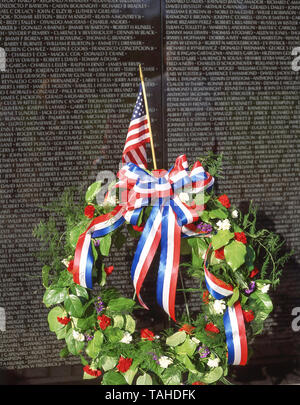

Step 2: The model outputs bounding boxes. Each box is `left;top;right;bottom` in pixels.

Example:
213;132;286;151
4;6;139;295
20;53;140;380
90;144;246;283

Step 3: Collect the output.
73;154;214;321
204;244;248;365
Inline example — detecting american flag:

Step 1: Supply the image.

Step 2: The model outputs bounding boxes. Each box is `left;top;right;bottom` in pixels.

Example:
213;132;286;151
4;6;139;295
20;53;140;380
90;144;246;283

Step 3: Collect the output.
122;83;150;169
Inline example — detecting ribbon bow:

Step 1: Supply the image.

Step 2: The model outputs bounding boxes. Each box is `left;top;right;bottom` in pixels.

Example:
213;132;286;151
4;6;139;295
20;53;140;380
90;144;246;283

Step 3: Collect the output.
204;244;248;365
73;155;214;321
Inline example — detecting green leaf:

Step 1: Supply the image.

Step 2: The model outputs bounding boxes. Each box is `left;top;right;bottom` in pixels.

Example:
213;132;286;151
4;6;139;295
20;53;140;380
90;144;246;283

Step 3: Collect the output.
113;315;124;329
86;330;104;358
43;287;68;307
251;290;273;313
65;329;85;355
161;366;181;385
71;284;89;300
124;368;137;385
209;207;228;220
227;287;240;307
102;370;127;385
64;295;84;318
177;354;197;373
200;210;210;222
166;331;186;347
104;327;124;343
59;346;69;358
100;263;107;287
125;314;136;334
175;337;197;357
100;356;118;371
136;373;152;385
76;314;97;330
48;306;66;332
69;220;90;249
245;245;256;270
180;238;192;255
224;240;247;271
201;366;223;384
85;181;102;203
211;230;234;250
108;297;136;313
99;234;112;256
42;265;50;288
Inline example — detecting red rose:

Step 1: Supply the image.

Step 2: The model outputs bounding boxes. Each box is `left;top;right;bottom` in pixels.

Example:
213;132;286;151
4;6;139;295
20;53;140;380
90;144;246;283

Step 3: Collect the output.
242;310;255;323
214;247;225;260
67;260;74;273
132;224;145;232
97;314;111;330
179;324;195;335
202;290;210;304
234;232;247;244
104;265;114;275
57;316;71;325
83;365;102;377
141;328;155;341
205;322;220;334
116;356;132;373
218;194;230;209
84;205;95;219
250;267;259;278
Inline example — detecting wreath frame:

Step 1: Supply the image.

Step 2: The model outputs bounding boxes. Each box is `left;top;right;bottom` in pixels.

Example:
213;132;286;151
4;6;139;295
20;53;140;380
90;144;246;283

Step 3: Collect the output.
34;153;292;385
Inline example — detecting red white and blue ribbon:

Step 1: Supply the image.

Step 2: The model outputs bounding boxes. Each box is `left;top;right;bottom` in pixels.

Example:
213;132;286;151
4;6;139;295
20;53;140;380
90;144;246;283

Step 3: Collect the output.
73;154;214;321
204;244;248;365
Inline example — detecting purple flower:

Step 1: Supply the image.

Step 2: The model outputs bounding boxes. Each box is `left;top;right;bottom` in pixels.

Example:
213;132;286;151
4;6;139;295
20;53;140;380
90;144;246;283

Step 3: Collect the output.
85;334;94;341
94;239;100;247
198;345;210;358
95;296;105;314
197;222;212;233
244;281;256;295
148;352;159;364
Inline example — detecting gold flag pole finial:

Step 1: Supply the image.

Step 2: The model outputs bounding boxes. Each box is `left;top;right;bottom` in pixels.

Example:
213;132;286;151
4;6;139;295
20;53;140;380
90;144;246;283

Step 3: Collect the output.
139;64;157;170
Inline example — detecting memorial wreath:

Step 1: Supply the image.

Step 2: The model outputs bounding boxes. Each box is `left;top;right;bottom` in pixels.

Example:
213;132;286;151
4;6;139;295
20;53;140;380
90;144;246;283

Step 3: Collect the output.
34;67;291;385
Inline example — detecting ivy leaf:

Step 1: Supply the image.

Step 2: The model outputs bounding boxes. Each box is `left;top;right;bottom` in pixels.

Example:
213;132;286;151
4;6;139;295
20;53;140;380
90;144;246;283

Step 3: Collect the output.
100;234;112;256
85;181;102;204
211;230;234;250
176;354;197;373
43;287;68;308
124;368;138;385
166;331;186;347
224;240;247;271
64;294;84;318
113;315;124;329
71;284;89;300
136;373;152;385
86;330;104;358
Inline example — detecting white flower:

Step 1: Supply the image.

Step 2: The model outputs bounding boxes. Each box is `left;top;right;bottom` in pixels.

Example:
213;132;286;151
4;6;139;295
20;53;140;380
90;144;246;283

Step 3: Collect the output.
154;335;160;340
120;331;132;344
207;357;220;368
231;209;239;218
211;299;226;315
158;356;173;369
260;284;270;294
216;219;231;231
179;192;190;203
72;330;85;342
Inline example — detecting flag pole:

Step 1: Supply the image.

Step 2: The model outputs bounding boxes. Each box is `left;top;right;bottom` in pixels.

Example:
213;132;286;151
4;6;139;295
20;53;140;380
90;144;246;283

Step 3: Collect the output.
139;64;157;170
